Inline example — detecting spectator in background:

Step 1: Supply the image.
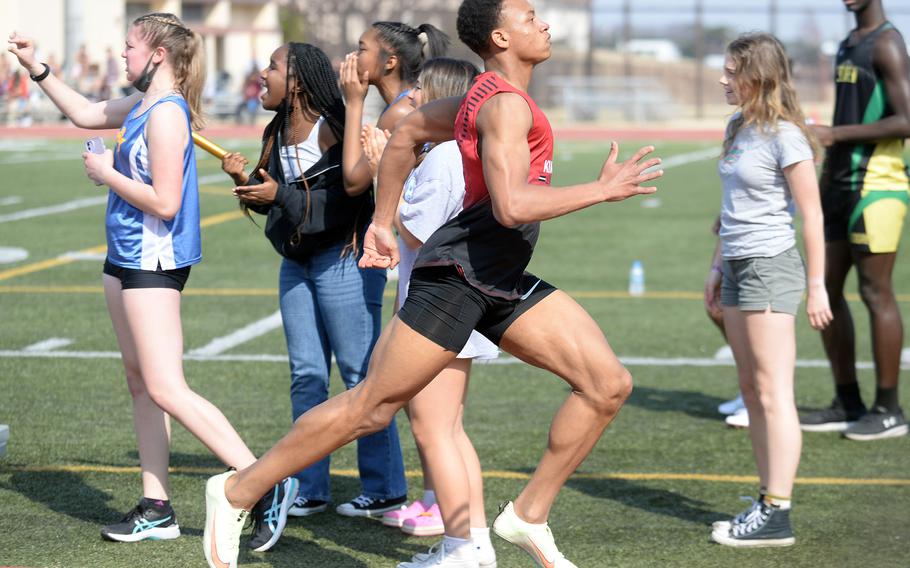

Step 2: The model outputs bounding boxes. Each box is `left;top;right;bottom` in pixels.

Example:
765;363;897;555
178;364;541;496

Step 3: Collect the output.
236;70;260;124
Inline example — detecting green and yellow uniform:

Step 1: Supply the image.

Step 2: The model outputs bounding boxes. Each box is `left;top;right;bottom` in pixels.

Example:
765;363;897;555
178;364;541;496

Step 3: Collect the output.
821;21;910;253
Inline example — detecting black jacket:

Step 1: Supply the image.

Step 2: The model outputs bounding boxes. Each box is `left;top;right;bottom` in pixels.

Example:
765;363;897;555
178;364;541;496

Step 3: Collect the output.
245;141;373;263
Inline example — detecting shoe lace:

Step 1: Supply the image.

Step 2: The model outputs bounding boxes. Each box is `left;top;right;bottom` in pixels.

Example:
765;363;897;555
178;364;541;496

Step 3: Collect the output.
730;505;769;537
119;504;144;524
731;495;760;523
352;495;375;508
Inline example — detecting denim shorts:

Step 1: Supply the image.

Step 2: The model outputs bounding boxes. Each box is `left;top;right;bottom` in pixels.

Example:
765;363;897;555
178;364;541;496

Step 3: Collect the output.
720;247;805;315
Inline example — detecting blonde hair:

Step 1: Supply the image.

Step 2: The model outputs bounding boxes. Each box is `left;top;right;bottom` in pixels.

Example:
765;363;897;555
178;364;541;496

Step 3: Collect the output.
723;33;816;157
132;13;206;130
418;58;480;105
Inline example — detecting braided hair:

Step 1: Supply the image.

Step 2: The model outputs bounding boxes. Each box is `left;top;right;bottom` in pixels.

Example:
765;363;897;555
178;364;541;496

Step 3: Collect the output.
248;43;365;254
372;22;450;84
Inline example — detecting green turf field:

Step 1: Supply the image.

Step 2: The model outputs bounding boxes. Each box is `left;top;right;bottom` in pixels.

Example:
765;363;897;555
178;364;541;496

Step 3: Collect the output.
1;136;908;567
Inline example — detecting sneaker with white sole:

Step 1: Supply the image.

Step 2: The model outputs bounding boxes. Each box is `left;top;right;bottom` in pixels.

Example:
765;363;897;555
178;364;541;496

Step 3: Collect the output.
398;542;479;568
204;470;249;568
843;406;908;441
248;477;298;552
718;394;745;416
712;494;763;532
724;407;749;429
492;502;577;568
799;398;866;432
100;498;181;542
401;503;445;536
288;496;329;517
711;502;795;547
336;494;407;518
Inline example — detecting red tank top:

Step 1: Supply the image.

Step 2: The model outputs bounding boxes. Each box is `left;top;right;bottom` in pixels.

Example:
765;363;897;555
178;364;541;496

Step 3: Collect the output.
456;72;554;209
413;72;555;300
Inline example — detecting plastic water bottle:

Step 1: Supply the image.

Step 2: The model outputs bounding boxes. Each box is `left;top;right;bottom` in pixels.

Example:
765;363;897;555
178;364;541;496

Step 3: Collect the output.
628;260;645;296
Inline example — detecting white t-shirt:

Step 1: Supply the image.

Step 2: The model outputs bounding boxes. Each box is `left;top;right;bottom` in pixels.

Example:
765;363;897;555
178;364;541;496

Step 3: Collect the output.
397;141;498;360
718;119;814;260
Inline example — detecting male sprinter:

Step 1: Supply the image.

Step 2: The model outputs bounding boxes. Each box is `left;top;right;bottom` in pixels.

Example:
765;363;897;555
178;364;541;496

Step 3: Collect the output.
203;1;663;566
801;0;910;440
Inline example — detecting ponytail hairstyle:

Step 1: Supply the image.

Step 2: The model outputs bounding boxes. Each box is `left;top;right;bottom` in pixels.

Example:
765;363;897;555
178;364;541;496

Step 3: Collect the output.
132;12;206;130
418;58;480;105
722;32;817;158
372;22;450;84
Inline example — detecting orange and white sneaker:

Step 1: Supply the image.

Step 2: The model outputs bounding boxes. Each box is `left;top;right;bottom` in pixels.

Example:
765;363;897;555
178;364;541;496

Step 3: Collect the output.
492;502;577;568
204;471;249;568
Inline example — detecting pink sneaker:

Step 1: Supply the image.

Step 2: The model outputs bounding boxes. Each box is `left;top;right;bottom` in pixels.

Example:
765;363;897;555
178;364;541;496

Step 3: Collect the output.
382;500;428;528
401;504;445;536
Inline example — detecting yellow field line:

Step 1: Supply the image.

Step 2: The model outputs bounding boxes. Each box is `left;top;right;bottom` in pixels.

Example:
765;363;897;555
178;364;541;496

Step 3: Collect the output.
0;210;245;282
2;463;908;486
0;285;906;304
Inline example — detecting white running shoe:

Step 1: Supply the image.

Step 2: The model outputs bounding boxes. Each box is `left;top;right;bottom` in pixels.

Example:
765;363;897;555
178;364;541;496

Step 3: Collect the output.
397;542;479;568
725;407;749;429
204;471;249;568
492;502;577;568
718;394;745;415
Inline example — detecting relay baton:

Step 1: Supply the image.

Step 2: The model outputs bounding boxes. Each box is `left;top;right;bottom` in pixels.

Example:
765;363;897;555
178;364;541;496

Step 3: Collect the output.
192;132;228;159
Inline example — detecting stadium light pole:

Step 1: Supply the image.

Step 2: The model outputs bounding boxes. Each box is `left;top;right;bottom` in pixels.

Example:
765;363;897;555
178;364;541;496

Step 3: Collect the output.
64;0;85;78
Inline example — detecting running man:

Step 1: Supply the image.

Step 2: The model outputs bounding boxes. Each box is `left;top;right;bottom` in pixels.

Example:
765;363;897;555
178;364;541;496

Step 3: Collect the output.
203;1;662;566
800;0;910;440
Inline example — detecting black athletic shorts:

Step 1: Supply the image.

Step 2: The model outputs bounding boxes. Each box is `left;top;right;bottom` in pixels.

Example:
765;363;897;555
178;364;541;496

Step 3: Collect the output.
398;265;556;352
103;259;191;291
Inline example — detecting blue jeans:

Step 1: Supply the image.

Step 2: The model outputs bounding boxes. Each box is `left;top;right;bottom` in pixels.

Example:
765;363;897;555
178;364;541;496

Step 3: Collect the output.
279;246;407;501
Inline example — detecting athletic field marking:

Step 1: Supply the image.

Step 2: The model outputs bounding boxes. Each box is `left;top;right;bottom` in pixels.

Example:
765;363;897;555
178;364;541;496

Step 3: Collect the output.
653;147;719;170
188;310;283;356
0;176;228;225
0;196;23;206
1;463;906;486
60;250;107;261
2;284;907;304
1;348;906;371
0;210;244;282
0;196;107;224
22;338;73;352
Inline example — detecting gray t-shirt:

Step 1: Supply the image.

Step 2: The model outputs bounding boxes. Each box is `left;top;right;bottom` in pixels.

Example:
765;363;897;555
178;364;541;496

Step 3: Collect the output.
718;119;814;259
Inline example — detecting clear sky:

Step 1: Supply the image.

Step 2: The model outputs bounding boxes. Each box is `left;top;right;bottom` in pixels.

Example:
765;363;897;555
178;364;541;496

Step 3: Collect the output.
595;0;910;45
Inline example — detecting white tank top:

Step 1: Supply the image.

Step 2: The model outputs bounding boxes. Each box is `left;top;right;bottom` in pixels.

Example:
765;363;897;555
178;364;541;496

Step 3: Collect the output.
278;116;324;180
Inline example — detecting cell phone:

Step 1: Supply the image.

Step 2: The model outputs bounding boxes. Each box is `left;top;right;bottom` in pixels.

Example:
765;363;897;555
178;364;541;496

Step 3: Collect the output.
85;137;106;155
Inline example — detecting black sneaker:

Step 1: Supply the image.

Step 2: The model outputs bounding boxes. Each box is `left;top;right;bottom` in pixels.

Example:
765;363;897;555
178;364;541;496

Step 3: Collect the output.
799;398;866;432
335;494;407;518
843;406;908;441
100;499;180;542
711;503;795;547
288;496;329;517
248;477;298;552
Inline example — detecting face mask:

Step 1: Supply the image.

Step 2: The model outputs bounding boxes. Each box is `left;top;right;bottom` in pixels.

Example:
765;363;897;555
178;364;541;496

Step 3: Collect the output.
132;54;160;92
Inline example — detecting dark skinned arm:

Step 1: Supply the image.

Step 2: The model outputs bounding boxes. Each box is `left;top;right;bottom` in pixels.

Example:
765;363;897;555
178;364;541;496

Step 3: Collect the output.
815;29;910;146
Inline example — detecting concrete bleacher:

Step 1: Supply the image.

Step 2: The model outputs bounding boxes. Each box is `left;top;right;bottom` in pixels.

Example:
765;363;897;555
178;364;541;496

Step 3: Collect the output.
547;76;678;123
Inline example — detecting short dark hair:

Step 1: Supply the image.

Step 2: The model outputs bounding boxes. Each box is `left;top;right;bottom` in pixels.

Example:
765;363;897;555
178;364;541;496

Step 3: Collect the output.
457;0;504;56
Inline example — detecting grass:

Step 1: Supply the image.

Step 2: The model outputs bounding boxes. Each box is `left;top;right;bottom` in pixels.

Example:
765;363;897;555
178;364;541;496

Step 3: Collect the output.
0;136;908;567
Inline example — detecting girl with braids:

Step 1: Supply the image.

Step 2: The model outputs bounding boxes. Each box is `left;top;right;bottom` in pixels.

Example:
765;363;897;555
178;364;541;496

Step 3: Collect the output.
339;21;449;191
220;42;408;522
705;33;832;547
7;14;297;551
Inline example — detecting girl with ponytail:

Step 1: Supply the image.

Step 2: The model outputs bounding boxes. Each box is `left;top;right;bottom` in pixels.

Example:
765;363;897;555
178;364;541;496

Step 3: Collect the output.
8;13;297;551
339;21;450;190
219;42;408;520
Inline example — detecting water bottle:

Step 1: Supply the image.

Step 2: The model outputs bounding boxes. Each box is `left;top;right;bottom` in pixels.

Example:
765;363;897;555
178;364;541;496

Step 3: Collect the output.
628;260;645;296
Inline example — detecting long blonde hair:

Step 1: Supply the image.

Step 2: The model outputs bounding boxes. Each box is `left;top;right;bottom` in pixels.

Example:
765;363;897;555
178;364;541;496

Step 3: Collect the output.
723;33;816;157
132;13;206;130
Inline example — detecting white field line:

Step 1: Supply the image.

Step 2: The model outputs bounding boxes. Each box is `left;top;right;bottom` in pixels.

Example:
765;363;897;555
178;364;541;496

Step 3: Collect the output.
22;338;73;352
1;347;906;371
187;310;283;356
657;147;719;170
0;196;23;206
0;196;108;224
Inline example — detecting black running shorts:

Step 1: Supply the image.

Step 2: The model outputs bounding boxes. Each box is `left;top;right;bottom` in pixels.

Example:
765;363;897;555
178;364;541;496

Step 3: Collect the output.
103;259;191;291
398;265;556;353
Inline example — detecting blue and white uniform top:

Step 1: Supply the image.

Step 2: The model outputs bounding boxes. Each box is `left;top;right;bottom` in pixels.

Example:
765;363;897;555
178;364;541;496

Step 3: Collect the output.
107;94;201;270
